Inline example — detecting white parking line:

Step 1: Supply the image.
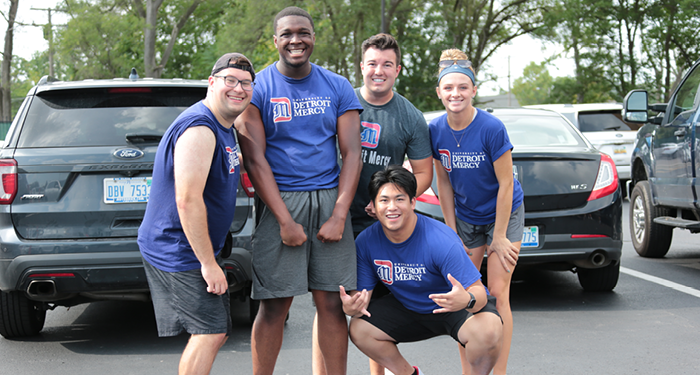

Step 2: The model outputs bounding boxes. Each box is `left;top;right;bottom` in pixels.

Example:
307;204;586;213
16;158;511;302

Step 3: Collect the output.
621;266;700;298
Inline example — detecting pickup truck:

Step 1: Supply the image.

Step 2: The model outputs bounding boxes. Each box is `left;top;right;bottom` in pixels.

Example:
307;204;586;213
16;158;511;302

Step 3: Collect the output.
623;57;700;257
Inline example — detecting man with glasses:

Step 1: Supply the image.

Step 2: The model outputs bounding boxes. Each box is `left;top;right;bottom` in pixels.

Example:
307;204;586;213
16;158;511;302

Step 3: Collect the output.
236;6;362;375
138;52;254;375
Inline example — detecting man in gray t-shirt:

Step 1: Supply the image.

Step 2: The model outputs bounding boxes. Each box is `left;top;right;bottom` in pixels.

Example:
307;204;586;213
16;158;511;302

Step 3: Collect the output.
350;33;433;235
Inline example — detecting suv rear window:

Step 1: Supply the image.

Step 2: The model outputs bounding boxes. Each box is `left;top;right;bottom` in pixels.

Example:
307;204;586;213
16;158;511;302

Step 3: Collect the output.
578;111;639;132
17;87;206;148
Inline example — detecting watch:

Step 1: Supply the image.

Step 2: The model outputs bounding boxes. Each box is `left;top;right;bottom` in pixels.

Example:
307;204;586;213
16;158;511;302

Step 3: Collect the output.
466;291;476;309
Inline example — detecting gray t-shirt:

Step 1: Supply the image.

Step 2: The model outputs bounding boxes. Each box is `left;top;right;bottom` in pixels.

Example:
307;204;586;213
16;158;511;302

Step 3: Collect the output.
351;88;432;233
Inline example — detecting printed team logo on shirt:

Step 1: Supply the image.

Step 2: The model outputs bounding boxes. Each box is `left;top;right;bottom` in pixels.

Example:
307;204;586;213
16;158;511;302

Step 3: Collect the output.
225;145;240;174
451;151;486;170
361;121;381;149
271;97;292;123
439;149;452;172
374;260;393;285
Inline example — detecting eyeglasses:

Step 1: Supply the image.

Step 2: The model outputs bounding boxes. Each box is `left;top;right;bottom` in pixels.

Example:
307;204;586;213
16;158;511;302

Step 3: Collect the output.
438;60;473;69
214;75;255;91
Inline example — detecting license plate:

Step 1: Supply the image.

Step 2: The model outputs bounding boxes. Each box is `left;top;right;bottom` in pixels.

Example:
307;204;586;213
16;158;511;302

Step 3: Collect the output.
104;177;151;204
521;226;539;247
613;146;627;154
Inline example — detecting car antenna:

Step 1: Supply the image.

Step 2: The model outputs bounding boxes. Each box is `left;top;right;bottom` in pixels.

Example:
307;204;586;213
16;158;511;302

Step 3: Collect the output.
129;68;139;81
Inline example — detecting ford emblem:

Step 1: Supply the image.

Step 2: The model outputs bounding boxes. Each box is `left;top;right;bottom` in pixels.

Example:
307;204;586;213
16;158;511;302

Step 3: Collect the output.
113;148;145;159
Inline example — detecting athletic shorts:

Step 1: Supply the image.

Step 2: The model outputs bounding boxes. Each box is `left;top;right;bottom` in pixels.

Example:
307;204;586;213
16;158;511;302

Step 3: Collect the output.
142;258;231;337
251;188;357;300
360;293;501;346
456;203;525;249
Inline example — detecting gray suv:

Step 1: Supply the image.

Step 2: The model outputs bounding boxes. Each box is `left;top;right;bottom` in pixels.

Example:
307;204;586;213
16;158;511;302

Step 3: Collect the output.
0;74;256;338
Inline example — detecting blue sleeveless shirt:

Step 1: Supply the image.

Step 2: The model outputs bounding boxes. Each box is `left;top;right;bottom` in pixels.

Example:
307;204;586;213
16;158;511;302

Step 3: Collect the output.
139;101;240;272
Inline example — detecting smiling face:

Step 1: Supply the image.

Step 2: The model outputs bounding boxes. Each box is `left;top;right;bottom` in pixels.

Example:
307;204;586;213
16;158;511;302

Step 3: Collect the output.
206;67;252;126
436;72;478;115
360;47;401;104
374;182;417;243
274;15;315;75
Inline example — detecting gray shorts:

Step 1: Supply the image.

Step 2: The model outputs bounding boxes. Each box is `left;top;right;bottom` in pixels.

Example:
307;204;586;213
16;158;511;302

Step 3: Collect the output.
251;188;357;300
142;258;231;337
456;203;525;249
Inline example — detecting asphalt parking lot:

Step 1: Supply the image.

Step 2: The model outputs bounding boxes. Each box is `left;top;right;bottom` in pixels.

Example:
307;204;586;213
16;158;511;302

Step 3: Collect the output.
1;201;699;374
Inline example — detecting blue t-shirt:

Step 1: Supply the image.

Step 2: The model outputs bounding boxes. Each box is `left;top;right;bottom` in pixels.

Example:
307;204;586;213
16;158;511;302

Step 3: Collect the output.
355;214;483;314
429;109;524;225
250;63;363;191
138;101;240;272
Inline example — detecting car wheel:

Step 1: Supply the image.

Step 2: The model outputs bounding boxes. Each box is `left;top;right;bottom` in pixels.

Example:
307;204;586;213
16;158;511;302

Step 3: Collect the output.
577;262;620;292
0;291;46;338
629;181;673;258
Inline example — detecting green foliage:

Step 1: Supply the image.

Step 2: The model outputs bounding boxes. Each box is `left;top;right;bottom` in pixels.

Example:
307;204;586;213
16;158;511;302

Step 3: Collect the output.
11;0;700;112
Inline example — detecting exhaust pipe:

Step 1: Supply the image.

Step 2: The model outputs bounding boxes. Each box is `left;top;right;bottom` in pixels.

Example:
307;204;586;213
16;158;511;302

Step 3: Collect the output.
573;250;609;269
27;280;58;299
590;251;607;267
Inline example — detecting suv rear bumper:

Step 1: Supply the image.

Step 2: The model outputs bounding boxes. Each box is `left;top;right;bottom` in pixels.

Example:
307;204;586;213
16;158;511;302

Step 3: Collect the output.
0;238;252;304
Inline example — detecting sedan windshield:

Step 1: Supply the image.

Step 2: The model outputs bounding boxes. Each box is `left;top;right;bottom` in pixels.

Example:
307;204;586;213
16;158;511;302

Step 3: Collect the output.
500;115;588;148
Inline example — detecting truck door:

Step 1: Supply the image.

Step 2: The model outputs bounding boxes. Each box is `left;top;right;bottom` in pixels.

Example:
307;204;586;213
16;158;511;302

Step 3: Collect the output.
653;64;700;208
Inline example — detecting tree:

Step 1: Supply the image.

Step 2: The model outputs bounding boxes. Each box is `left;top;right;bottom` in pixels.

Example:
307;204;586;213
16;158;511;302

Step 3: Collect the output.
1;0;18;122
133;0;204;78
511;61;552;105
54;0;224;80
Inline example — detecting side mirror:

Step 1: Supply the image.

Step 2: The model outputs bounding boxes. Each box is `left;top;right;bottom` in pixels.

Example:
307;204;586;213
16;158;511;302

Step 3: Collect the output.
622;90;648;123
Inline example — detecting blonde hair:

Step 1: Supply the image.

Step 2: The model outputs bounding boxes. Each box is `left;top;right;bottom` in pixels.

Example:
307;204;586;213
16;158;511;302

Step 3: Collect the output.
438;48;475;75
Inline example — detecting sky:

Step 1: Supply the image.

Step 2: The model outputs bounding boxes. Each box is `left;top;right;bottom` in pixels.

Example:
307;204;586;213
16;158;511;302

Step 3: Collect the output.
7;0;574;96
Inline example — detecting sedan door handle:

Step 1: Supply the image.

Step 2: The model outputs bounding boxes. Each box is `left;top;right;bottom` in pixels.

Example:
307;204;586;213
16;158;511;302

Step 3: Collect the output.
674;128;686;137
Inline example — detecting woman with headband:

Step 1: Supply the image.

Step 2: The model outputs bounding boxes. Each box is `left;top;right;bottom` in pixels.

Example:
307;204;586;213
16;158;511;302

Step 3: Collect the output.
428;48;524;375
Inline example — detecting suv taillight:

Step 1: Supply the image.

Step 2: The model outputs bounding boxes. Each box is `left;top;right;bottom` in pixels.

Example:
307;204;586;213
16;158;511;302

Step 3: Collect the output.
241;172;255;198
588;153;618;201
0;159;17;204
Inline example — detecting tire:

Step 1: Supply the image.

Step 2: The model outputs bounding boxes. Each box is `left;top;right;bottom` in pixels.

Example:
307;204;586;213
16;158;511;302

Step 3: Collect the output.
577;262;620;292
0;291;46;339
629;181;673;257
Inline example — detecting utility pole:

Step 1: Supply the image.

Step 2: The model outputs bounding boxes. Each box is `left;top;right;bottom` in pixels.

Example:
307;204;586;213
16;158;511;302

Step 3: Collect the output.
30;7;57;77
508;55;512;107
381;0;386;33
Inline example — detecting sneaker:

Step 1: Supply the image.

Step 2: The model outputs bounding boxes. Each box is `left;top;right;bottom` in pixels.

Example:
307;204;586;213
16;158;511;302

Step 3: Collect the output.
413;366;425;375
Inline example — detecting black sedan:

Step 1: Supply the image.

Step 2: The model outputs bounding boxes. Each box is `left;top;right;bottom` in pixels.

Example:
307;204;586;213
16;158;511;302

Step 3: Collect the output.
416;108;623;291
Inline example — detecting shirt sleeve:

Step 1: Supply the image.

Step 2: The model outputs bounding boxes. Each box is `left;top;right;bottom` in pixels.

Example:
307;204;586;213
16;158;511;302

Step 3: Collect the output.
355;232;379;291
405;106;433;161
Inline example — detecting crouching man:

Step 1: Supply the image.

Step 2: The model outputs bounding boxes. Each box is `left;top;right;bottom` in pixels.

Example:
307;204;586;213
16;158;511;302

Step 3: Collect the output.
340;165;503;375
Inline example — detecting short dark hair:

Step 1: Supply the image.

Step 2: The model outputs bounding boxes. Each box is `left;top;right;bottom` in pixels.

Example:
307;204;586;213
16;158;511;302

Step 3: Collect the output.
369;165;417;203
361;33;401;65
273;6;314;34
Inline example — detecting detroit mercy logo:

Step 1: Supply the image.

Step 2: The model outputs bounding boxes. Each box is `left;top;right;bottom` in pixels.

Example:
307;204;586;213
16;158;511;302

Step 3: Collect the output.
360;121;381;149
225;146;240;174
374;259;393;285
271;97;292;123
439;149;452;172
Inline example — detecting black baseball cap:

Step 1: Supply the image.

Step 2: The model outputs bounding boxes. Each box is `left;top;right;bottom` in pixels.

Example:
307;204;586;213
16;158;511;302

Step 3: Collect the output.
211;53;255;81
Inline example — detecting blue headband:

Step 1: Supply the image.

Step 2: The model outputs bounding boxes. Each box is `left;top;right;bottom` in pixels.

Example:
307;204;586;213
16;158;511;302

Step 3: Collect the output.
438;64;476;85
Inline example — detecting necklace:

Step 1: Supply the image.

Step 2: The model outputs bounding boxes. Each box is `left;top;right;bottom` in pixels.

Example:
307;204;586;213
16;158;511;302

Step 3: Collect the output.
450;128;465;147
448;107;476;147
